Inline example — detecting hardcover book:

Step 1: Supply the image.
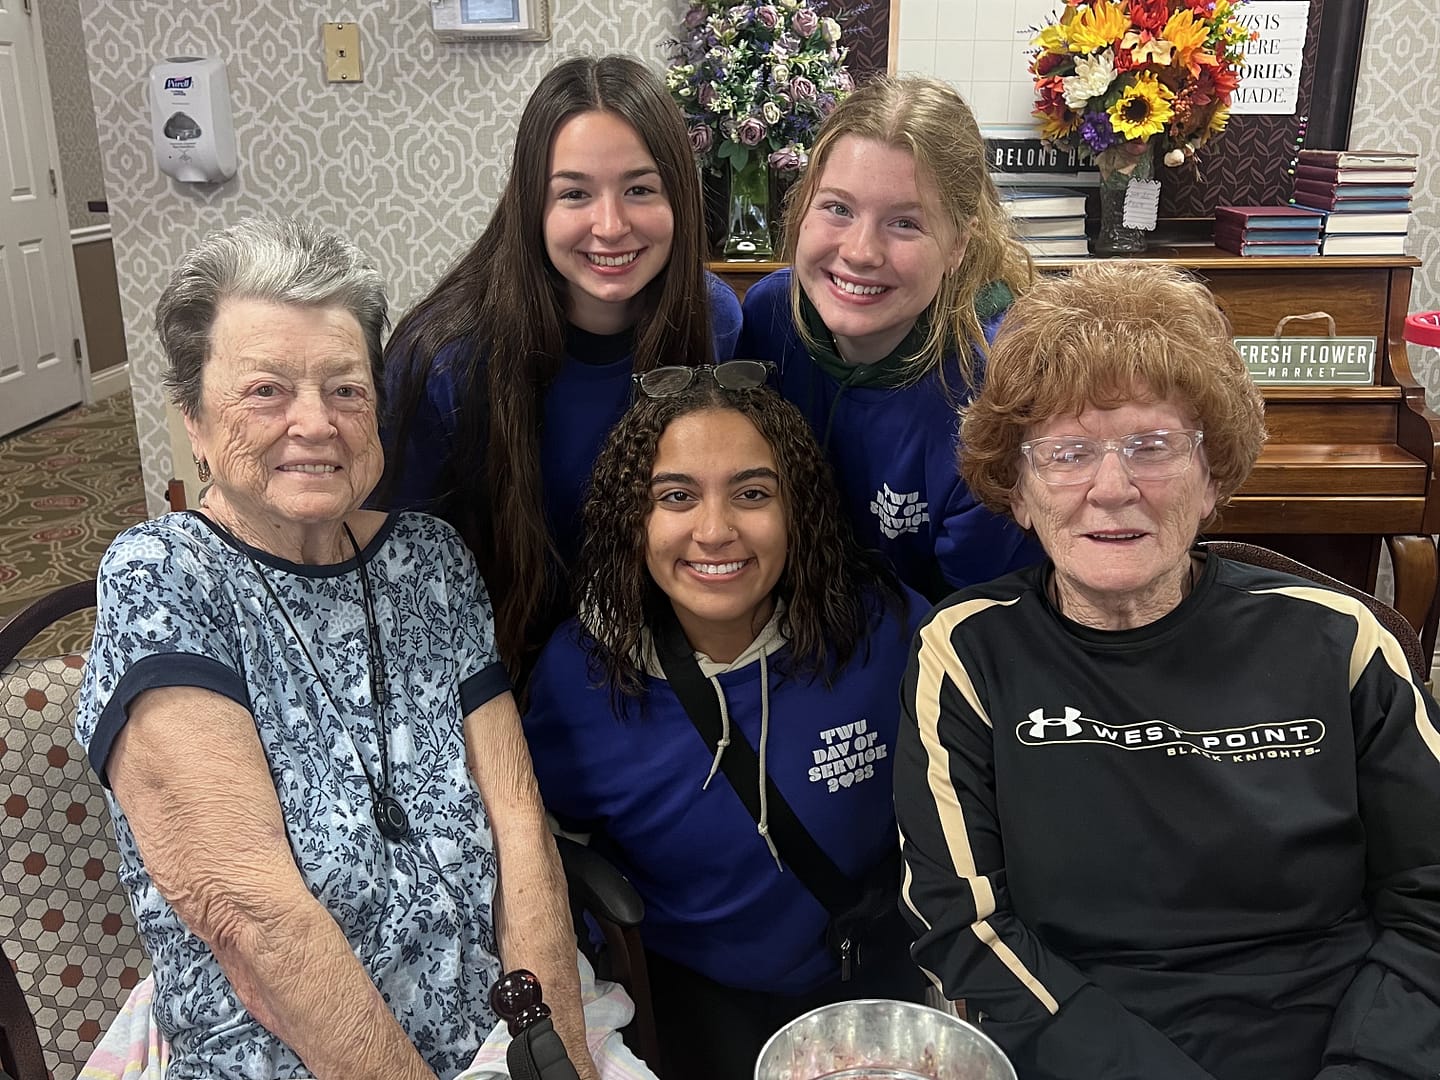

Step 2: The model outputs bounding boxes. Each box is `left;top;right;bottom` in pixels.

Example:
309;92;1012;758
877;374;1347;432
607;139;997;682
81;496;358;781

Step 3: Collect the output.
1297;149;1420;168
1214;205;1325;231
1214;238;1321;256
1293;179;1414;201
1294;163;1419;185
1008;216;1088;240
1318;212;1411;235
1021;237;1091;257
1214;223;1323;245
1321;233;1408;256
999;188;1087;218
1293;197;1414;214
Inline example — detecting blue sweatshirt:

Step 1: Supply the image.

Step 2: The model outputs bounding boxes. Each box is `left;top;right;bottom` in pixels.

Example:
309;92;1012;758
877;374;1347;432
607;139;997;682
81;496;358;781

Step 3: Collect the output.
382;272;742;563
523;597;920;995
737;269;1040;599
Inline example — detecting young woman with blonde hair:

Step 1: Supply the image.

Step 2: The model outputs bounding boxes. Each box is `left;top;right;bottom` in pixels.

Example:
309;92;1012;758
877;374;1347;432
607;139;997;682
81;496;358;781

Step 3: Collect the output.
739;75;1037;598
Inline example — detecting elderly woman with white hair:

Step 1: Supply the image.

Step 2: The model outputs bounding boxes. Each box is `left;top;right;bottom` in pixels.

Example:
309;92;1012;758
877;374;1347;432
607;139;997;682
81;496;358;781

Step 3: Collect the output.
75;217;603;1080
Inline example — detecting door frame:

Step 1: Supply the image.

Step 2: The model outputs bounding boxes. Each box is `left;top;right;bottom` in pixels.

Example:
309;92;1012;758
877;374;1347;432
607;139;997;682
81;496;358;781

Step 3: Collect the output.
16;0;94;407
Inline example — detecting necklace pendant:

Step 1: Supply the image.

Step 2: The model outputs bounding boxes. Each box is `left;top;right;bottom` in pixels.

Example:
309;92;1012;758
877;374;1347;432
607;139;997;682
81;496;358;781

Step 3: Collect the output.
375;795;410;841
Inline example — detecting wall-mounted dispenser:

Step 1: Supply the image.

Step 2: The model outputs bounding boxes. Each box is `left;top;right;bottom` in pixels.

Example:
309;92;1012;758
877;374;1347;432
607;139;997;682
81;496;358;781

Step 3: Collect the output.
150;56;237;183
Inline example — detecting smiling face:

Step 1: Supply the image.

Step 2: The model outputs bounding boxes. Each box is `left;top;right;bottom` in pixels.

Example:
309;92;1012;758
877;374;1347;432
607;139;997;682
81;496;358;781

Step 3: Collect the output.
794;135;965;366
183;297;383;561
644;408;788;663
1010;397;1218;630
543;109;676;336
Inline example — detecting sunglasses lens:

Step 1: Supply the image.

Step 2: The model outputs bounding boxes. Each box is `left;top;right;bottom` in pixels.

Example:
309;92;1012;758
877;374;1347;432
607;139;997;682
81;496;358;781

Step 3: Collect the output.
638;367;695;397
713;360;771;390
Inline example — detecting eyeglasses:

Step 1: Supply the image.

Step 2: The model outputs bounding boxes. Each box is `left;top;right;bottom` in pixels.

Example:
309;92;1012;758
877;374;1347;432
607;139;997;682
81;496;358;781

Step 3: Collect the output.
633;360;775;399
1019;429;1204;486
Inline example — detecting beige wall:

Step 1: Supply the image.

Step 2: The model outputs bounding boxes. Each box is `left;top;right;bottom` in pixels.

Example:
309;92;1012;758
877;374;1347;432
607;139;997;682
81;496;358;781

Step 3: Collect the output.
78;0;688;515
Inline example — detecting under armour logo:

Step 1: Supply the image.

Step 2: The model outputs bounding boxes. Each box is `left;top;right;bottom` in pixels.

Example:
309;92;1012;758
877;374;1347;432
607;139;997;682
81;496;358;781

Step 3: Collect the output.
1025;706;1083;739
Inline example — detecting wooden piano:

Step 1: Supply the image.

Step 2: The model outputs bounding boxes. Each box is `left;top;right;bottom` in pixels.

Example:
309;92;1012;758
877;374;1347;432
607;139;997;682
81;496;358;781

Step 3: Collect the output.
712;253;1440;672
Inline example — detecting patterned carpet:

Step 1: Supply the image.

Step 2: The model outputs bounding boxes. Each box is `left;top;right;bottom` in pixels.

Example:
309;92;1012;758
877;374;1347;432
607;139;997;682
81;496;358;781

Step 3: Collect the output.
0;390;147;657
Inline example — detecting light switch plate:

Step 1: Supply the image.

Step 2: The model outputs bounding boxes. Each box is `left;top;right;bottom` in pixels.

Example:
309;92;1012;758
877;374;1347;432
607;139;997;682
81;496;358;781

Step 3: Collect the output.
323;22;362;83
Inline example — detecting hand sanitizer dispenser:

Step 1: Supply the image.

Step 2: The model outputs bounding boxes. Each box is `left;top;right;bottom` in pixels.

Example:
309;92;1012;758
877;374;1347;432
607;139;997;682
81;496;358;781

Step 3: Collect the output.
150;56;237;183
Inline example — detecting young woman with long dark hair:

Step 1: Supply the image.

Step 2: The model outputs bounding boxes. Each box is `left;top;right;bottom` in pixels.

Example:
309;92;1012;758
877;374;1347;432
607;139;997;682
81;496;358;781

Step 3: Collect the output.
383;55;742;675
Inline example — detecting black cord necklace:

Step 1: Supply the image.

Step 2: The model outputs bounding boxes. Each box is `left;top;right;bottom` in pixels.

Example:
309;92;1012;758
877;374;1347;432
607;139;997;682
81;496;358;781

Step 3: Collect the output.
236;520;410;842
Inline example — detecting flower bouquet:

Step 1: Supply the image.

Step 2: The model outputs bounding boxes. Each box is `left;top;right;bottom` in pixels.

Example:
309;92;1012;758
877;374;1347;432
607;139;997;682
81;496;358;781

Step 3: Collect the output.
1029;0;1255;251
667;0;854;256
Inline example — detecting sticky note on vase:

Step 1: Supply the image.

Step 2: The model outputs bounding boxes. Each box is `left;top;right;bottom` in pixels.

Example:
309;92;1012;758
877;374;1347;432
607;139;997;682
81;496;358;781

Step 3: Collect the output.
1123;180;1161;231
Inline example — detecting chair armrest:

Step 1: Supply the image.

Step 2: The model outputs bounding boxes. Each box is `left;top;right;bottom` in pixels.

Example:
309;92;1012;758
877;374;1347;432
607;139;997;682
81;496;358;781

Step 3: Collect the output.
555;835;644;928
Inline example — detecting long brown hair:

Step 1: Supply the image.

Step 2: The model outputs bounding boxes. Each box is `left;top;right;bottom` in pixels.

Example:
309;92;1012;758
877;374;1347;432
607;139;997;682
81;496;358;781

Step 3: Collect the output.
781;75;1033;386
577;382;903;707
383;55;713;675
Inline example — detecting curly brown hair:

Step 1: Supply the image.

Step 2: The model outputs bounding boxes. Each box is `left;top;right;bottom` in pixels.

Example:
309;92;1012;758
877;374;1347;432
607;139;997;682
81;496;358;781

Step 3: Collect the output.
780;75;1033;386
960;261;1267;528
576;381;902;703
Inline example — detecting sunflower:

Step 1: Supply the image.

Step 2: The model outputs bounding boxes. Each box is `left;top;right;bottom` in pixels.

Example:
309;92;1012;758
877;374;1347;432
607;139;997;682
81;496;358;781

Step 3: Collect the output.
1163;9;1215;74
1108;71;1175;140
1065;1;1130;54
1207;105;1231;136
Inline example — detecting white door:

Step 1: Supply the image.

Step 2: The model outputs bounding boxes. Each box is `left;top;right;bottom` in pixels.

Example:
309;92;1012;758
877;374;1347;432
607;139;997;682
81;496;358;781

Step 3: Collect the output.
0;0;83;437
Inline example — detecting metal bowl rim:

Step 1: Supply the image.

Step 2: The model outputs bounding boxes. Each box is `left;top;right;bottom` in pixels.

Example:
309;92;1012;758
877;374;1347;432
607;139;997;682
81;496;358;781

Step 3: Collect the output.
753;997;1017;1080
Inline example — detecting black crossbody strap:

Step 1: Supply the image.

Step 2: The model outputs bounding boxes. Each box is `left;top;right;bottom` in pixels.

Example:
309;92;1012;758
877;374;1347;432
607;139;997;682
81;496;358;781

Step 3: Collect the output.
651;607;861;914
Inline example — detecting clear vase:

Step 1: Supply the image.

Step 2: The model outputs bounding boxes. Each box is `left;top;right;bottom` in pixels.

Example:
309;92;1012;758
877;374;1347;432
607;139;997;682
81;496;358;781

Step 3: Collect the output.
1092;142;1155;256
724;155;773;260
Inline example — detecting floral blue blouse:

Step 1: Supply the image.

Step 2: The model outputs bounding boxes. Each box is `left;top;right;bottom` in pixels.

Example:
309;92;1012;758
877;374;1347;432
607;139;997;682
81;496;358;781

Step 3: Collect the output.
76;511;510;1079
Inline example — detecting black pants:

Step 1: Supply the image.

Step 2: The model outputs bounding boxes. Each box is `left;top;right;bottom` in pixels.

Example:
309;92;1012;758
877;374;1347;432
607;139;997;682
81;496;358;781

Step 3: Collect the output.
645;925;925;1080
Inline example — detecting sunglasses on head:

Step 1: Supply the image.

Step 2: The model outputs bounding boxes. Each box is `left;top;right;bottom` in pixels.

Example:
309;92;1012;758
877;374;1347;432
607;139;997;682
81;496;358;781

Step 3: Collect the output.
632;360;775;400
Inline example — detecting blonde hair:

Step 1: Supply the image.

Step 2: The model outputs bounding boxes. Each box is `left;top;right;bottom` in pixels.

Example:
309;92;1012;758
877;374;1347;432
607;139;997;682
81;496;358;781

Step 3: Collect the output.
960;261;1267;527
781;75;1033;386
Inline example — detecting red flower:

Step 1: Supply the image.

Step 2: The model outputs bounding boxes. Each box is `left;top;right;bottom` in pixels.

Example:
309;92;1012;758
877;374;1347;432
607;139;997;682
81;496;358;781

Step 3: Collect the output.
1209;64;1240;96
1033;51;1068;77
1130;0;1169;33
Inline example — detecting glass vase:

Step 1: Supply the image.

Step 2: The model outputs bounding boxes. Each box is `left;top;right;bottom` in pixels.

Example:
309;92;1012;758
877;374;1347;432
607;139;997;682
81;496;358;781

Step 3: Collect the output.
724;154;773;260
1092;141;1155;256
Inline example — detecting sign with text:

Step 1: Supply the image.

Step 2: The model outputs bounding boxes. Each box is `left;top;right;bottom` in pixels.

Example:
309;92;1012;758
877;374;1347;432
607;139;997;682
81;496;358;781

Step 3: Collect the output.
1230;1;1311;115
986;138;1083;175
1235;336;1376;384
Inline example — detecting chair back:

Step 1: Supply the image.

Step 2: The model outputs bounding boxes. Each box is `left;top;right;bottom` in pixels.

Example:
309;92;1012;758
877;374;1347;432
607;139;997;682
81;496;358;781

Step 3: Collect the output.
1199;541;1430;684
0;581;150;1080
554;835;659;1074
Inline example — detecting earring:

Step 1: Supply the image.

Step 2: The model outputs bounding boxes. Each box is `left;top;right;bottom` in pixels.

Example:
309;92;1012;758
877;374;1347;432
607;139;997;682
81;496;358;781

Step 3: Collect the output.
194;456;212;483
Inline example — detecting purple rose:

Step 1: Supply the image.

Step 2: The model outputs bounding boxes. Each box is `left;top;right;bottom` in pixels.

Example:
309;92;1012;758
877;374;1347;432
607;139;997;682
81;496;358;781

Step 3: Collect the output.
790;75;817;101
791;8;819;36
836;70;854;93
684;4;706;28
736;117;767;146
689;125;713;154
755;5;780;28
698;82;716;107
768;146;803;172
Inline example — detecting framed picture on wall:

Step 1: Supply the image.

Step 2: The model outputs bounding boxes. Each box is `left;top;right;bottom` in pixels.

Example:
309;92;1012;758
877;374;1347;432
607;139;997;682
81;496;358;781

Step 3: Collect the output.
429;0;551;41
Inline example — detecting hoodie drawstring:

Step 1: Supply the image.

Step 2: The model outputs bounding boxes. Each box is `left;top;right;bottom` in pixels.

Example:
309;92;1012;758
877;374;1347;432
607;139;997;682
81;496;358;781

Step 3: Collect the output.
754;649;780;869
700;676;732;791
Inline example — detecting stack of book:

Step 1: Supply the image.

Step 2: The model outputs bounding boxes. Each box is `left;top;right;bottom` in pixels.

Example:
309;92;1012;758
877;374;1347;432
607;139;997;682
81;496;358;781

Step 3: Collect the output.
1000;188;1088;257
1213;205;1322;256
1291;149;1416;256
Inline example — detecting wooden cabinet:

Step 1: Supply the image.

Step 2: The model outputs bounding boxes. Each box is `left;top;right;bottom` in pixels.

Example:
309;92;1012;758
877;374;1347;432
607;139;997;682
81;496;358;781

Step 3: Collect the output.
710;252;1440;665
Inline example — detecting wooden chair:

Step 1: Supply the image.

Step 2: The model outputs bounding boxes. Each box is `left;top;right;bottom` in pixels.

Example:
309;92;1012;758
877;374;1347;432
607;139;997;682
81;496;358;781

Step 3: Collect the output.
1199;540;1430;684
0;580;149;1080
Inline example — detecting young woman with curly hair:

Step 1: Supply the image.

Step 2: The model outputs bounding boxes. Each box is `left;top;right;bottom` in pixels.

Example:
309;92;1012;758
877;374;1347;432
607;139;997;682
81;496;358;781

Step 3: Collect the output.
739;75;1039;599
381;55;742;676
522;371;923;1079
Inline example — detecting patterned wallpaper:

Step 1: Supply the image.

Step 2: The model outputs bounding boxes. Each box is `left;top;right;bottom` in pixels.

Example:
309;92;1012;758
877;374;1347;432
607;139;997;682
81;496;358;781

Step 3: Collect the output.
39;0;108;230
78;0;690;516
1349;0;1440;387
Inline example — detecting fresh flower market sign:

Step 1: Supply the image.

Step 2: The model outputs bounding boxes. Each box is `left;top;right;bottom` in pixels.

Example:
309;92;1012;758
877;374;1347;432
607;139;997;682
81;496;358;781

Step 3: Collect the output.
1234;336;1377;385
